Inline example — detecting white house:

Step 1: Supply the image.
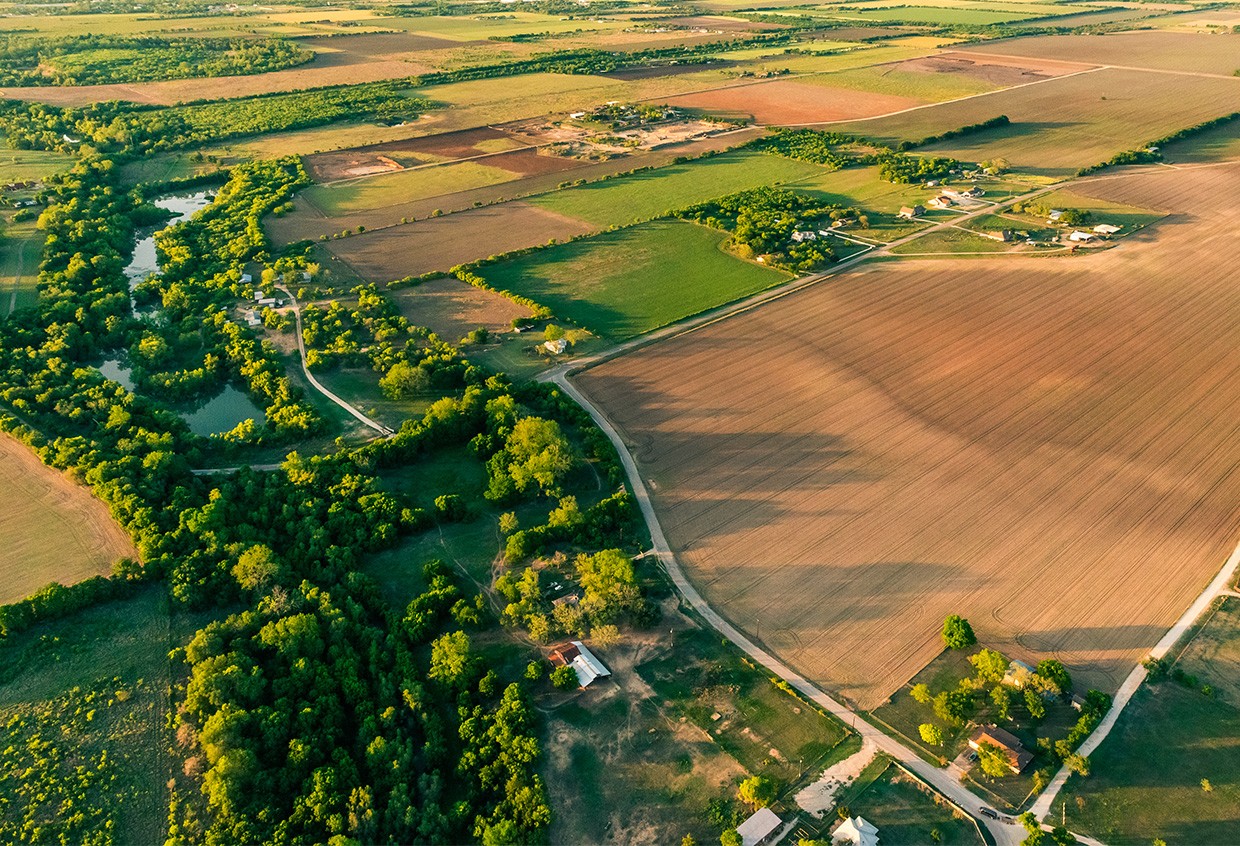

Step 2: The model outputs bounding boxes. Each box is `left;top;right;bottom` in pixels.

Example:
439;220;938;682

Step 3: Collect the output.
1093;223;1122;235
244;309;262;328
1047;209;1064;222
543;338;568;355
791;230;818;243
736;808;782;846
240;273;253;284
834;816;879;846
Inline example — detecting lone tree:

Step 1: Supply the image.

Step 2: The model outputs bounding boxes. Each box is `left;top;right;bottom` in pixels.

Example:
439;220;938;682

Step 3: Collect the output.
977;741;1011;779
942;615;977;650
919;723;944;746
737;774;778;809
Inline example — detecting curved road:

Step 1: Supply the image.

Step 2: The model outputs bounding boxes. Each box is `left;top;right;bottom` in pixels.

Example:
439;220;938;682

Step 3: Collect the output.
275;285;394;437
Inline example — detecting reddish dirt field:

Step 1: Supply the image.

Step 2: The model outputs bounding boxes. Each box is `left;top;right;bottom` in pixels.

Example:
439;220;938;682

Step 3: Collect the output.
573;163;1240;709
324;201;593;281
390;277;533;342
891;54;1079;86
665;78;921;124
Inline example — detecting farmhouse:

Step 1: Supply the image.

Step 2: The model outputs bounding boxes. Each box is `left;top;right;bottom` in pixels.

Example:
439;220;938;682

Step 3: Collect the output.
898;205;925;219
927;195;954;209
833;815;879;846
945;185;984;199
968;726;1033;774
1003;659;1036;688
791;230;818;243
244;309;262;328
549;641;611;687
736;807;782;846
543;338;568;355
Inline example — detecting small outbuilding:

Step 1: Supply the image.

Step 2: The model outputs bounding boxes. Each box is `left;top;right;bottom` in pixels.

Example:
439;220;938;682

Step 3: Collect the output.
736;807;782;846
1093;223;1122;235
1068;230;1094;242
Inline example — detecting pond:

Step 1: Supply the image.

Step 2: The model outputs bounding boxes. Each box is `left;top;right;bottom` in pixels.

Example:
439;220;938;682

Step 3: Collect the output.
97;358;266;437
124;191;215;309
96;189;268;437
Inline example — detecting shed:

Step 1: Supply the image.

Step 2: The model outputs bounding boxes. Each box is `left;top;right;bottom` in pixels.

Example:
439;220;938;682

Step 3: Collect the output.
736;807;782;846
1068;230;1094;242
1093;223;1122;235
567;640;609;687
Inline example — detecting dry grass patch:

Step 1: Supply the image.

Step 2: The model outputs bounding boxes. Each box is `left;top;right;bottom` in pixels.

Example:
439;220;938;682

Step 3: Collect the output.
390;277;533;342
0;435;137;605
665;77;922;124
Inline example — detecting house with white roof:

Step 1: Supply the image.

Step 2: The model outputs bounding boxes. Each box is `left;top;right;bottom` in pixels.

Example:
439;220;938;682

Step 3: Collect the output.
736;807;782;846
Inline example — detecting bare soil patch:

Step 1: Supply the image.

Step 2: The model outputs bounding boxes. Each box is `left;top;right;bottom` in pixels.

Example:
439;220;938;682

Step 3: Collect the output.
574;163;1240;710
302;126;539;182
325;202;592;281
891;54;1067;86
390;277;533;341
665;78;921;123
0;434;137;605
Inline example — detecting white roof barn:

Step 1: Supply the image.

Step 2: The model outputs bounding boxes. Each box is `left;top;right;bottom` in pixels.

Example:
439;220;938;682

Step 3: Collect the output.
1093;223;1122;235
1069;230;1094;242
736;807;782;846
567;640;609;687
834;815;879;846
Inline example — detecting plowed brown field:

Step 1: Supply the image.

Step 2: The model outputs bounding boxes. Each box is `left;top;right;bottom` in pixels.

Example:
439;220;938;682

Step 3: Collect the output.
666;78;921;123
574;163;1240;709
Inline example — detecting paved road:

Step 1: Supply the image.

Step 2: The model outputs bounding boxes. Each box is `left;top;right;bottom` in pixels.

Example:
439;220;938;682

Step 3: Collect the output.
275;285;394;437
191;463;282;475
552;373;1025;846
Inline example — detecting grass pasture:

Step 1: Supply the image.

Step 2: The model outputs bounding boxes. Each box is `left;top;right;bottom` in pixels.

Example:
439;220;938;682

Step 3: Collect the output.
572;163;1240;710
0;588;175;844
0;435;137;605
477;219;790;339
1059;597;1240;844
529;149;827;228
0;213;43;315
846;760;986;845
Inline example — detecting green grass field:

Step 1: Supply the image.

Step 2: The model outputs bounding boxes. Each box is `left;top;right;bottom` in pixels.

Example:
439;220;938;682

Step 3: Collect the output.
529;150;828;227
0;589;174;844
306;160;521;216
840;5;1036;24
890;226;1015;255
846;759;986;845
478;220;791;339
808;64;1000;102
0;214;43;315
1060;597;1240;844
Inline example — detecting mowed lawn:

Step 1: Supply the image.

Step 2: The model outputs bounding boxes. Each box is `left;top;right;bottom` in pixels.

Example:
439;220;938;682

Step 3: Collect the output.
529;150;828;227
1060;597;1240;844
0;435;137;605
478;219;790;339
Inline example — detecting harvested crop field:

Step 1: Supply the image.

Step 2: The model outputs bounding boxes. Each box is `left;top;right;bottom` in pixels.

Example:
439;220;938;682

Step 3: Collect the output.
959;31;1240;76
324;202;592;281
834;67;1240;176
0;435;137;605
303;126;535;181
391;277;533;342
573;163;1240;710
665;78;921;124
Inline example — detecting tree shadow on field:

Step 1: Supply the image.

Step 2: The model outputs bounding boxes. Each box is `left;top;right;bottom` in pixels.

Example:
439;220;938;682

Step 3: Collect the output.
1013;623;1172;655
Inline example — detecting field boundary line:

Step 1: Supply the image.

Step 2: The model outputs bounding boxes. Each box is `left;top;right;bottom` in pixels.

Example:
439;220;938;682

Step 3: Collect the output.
1029;536;1240;821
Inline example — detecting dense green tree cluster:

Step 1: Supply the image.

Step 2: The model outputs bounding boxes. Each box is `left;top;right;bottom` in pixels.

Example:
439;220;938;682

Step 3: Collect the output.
0;84;429;155
0;35;311;86
677;187;855;271
876;150;960;184
755;128;855;169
